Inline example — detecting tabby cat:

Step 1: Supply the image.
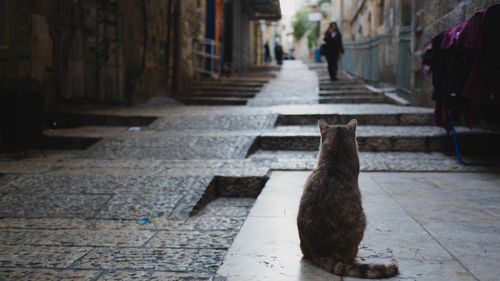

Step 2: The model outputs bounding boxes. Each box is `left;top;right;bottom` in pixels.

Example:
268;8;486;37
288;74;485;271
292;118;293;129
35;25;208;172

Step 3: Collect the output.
297;119;398;278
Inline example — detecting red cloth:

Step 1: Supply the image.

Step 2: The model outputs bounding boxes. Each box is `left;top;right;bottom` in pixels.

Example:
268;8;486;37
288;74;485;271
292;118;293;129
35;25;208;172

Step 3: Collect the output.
426;4;500;129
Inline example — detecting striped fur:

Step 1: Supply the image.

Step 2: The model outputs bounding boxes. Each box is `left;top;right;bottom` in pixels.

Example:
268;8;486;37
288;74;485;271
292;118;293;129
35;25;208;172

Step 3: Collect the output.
311;256;398;278
297;119;399;279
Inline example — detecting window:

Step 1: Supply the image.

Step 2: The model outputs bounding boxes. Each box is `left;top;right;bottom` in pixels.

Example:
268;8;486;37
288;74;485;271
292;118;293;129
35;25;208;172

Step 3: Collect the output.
401;0;412;26
378;0;385;26
368;13;372;36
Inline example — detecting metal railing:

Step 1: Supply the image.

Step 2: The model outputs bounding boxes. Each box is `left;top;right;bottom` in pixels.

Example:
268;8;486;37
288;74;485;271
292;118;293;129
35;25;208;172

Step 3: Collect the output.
194;37;222;76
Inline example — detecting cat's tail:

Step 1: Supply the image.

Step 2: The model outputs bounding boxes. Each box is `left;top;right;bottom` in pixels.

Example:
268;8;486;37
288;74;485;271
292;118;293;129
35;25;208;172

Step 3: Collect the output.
311;256;398;279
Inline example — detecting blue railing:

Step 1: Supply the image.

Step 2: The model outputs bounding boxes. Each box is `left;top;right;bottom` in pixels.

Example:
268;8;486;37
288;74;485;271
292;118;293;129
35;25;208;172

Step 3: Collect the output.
194;37;222;76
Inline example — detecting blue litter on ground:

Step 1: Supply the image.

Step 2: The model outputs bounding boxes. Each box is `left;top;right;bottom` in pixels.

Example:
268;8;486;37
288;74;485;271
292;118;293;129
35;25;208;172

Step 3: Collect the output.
137;218;151;225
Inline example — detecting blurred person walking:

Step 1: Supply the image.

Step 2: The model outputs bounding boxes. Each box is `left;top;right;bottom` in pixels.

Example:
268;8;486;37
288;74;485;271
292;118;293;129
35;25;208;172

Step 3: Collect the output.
274;42;283;65
323;22;344;81
264;42;271;63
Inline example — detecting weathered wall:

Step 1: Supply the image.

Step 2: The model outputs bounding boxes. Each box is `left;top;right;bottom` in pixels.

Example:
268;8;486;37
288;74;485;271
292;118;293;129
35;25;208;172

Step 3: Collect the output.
340;0;402;87
7;0;207;116
231;0;250;74
15;0;57;113
334;0;497;106
179;0;206;87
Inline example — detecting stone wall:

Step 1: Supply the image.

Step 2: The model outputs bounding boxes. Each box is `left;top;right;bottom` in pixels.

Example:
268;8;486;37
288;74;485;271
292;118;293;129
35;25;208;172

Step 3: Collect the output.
7;0;206;115
231;0;251;74
329;0;498;107
339;0;403;87
15;0;57;113
179;0;206;87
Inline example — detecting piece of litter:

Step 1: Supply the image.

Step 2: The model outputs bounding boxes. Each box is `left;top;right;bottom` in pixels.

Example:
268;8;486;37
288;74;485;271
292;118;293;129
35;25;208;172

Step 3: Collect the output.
129;127;141;131
137;218;151;225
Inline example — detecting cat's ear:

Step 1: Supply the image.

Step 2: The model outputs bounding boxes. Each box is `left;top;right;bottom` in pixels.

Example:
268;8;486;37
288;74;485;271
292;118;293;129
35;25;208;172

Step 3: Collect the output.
318;119;328;135
346;119;357;132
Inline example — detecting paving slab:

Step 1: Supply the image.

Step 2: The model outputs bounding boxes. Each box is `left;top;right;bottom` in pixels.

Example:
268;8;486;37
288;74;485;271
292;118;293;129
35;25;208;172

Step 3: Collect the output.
0;268;102;281
0;193;111;218
0;174;209;220
0;229;155;247
0;245;91;268
0;174;198;194
81;134;256;160
319;95;386;104
145;230;235;249
193;81;264;87
248;61;318;107
98;271;212;281
1;150;499;180
216;171;499;280
1;60;499;280
258;125;500;152
186;86;261;92
182;91;257;98
319;90;378;96
177;97;249;106
72;247;226;273
148;114;277;131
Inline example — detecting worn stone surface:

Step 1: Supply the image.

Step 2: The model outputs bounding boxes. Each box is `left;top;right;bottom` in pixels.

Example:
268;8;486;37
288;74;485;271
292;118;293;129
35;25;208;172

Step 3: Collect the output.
217;171;500;281
0;245;91;268
72;248;226;273
0;193;111;218
81;135;256;160
17;269;101;281
146;230;235;249
1;60;499;280
149;114;277;131
1;174;198;194
99;271;212;281
0;229;155;247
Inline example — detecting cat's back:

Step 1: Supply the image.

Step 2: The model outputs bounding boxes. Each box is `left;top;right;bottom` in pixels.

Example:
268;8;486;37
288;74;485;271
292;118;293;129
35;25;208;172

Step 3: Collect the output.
298;165;363;220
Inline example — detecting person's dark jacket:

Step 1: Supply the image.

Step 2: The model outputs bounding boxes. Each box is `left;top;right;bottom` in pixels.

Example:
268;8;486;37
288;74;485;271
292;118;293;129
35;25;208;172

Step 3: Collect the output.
323;31;344;56
274;45;283;60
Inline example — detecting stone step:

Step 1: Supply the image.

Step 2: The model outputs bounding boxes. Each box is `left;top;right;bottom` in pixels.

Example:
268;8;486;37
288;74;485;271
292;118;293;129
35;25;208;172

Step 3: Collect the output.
177;97;248;106
55;113;157;127
257;125;500;153
319;84;366;90
250;65;281;72
192;81;264;88
183;91;257;98
320;82;366;87
221;77;271;83
247;150;500;172
319;89;377;96
276;112;433;126
319;80;364;87
42;126;128;149
242;72;277;78
318;82;365;87
319;95;386;104
42;135;101;150
186;86;261;93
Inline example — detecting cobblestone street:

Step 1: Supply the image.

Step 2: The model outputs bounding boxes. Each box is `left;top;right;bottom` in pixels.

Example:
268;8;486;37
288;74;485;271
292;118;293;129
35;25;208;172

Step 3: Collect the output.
1;61;499;280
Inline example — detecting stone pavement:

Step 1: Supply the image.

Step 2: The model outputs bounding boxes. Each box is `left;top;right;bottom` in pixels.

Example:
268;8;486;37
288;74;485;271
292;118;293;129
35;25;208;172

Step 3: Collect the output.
0;60;499;280
217;171;500;281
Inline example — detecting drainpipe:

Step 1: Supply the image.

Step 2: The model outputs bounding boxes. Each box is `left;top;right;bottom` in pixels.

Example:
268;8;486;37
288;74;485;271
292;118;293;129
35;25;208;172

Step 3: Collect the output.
166;0;173;88
172;0;182;94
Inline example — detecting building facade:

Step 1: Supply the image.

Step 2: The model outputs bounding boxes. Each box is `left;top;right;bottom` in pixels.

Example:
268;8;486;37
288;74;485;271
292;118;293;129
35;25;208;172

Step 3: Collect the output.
0;0;280;117
324;0;498;106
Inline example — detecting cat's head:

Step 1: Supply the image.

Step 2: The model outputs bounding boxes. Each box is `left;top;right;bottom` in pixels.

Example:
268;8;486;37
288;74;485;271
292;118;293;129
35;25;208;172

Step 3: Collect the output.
317;119;358;163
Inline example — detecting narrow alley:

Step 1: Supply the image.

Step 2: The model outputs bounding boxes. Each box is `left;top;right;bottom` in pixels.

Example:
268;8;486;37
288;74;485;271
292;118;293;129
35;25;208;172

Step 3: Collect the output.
2;0;500;280
0;61;499;280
